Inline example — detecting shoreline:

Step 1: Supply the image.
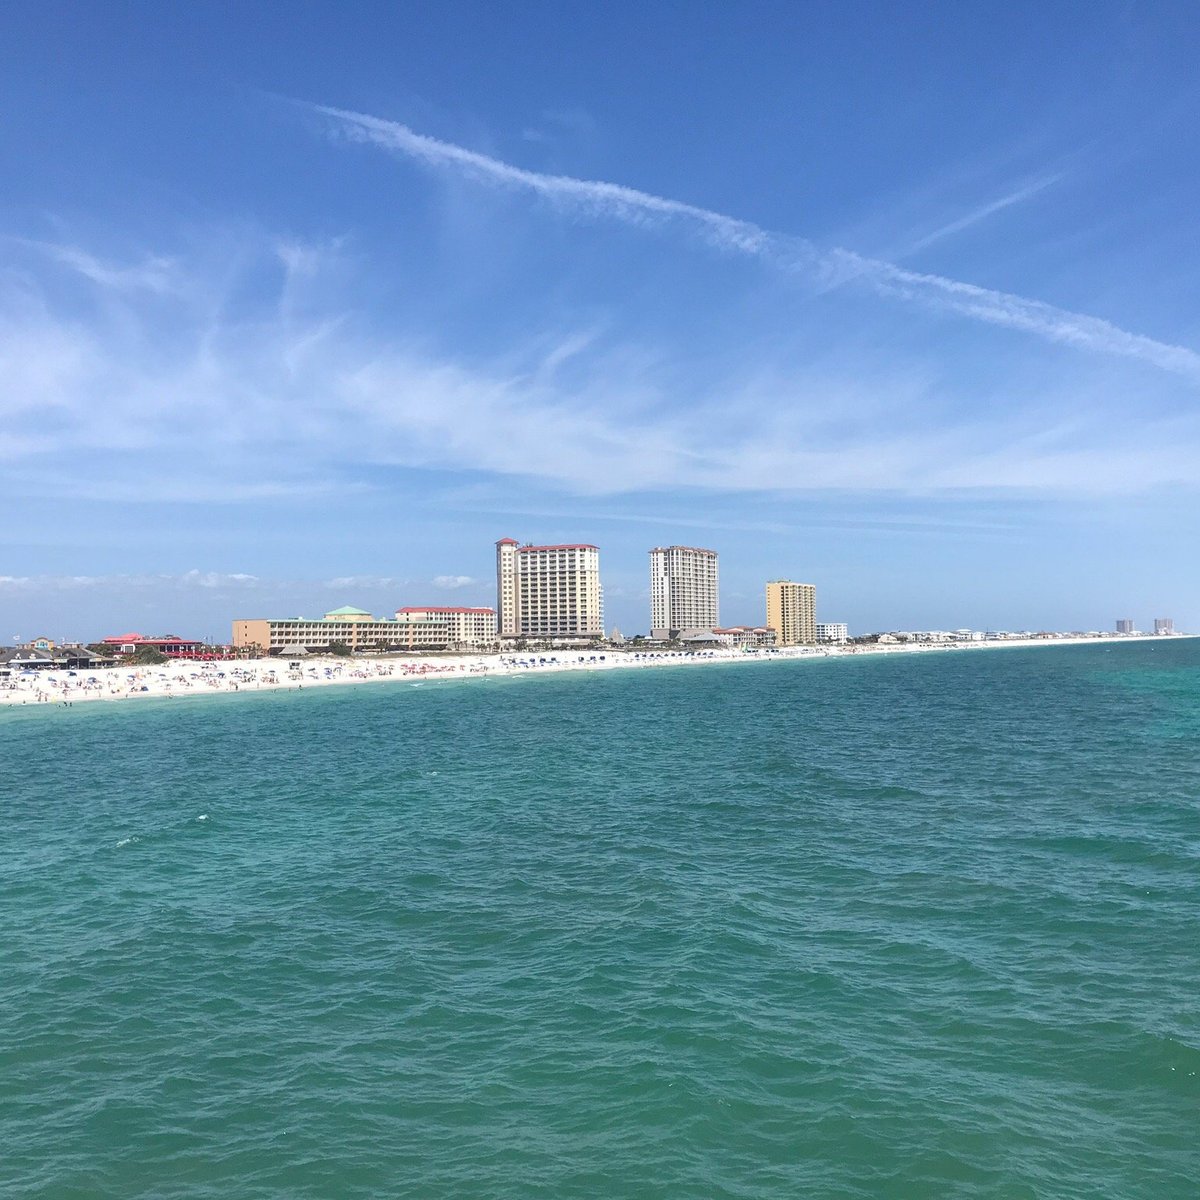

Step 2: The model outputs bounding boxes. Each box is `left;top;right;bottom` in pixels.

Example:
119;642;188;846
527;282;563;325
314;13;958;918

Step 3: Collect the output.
0;633;1191;710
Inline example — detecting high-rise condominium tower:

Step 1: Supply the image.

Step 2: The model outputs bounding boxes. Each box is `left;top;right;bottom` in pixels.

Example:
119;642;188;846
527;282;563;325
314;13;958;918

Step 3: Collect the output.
495;539;604;640
1116;618;1135;634
765;580;817;646
1154;617;1174;634
496;538;521;637
650;546;719;637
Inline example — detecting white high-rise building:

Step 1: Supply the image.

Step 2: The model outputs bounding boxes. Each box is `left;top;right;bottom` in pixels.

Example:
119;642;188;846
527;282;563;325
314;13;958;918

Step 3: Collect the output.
650;546;719;637
496;538;604;640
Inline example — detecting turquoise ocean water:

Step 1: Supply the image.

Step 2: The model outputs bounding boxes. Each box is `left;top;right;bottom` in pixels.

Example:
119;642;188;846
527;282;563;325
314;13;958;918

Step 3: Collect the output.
2;640;1198;1198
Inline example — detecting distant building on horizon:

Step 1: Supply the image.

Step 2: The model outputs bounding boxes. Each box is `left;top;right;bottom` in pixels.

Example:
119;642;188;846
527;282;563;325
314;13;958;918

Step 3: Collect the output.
765;580;816;647
816;622;848;644
1154;617;1174;635
496;538;604;641
1116;618;1135;634
650;545;719;638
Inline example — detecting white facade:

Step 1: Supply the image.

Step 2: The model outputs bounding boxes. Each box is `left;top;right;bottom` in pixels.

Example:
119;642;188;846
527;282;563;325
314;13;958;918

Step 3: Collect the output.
714;625;777;649
650;546;719;637
393;607;497;647
496;539;604;639
816;622;848;644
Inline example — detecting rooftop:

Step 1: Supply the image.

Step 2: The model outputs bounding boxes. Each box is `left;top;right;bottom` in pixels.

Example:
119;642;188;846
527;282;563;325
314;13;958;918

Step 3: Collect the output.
396;606;496;615
102;633;198;645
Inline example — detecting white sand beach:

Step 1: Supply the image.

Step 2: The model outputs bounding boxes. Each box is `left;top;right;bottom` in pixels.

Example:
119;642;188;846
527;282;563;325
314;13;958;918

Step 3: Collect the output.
0;634;1185;708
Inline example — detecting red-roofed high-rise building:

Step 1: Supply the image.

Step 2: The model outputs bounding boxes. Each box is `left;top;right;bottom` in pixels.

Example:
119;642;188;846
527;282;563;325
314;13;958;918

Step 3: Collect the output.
495;538;603;640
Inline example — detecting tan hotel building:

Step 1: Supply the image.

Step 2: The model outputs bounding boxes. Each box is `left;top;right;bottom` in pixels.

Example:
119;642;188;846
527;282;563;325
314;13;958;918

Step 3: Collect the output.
496;538;604;640
233;605;497;655
765;580;817;646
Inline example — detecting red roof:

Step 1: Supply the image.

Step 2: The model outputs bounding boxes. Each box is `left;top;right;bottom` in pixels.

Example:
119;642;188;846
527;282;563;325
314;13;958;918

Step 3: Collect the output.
517;543;599;552
395;607;496;615
102;633;200;646
496;537;519;545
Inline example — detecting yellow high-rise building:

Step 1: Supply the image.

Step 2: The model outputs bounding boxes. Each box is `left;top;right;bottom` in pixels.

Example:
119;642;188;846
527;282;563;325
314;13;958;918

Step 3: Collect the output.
765;580;816;646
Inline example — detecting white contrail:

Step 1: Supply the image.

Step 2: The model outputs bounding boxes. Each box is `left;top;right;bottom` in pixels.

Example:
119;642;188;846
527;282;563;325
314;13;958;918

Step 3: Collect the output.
312;103;1200;384
313;104;768;255
904;175;1062;254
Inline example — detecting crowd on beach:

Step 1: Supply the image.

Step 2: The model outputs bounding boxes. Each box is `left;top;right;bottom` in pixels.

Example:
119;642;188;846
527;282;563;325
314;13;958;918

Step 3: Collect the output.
0;634;1176;708
0;646;787;706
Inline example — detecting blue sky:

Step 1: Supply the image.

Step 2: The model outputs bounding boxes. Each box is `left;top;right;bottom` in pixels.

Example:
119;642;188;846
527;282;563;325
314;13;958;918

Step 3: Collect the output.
2;2;1198;641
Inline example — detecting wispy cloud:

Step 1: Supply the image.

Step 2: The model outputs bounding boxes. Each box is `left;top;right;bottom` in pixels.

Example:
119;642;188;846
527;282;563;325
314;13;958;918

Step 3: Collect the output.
0;570;490;607
312;104;769;254
180;570;260;588
0;570;263;593
310;104;1200;385
3;224;1200;503
9;237;178;293
521;107;597;145
322;575;403;589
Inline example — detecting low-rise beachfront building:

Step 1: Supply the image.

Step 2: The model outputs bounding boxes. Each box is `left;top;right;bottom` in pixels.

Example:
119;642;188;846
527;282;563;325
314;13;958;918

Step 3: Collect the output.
678;630;726;648
0;647;58;670
102;633;205;658
393;607;498;650
816;622;848;644
233;608;397;655
713;625;778;650
765;580;817;646
1;645;119;672
232;605;497;655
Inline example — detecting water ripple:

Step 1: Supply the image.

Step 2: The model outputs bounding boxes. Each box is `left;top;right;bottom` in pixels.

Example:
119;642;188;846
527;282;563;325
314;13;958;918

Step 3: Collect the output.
2;640;1198;1198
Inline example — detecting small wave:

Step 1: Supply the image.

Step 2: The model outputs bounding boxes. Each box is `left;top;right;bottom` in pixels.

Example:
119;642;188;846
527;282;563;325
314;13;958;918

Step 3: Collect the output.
115;836;140;847
197;814;210;822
